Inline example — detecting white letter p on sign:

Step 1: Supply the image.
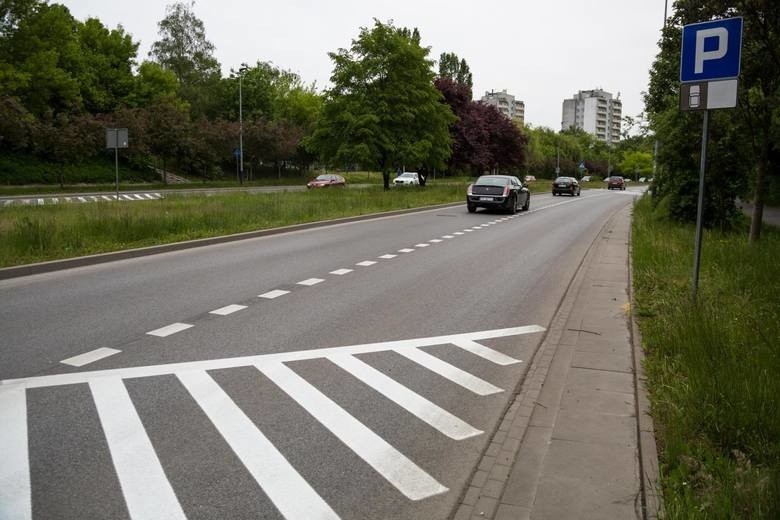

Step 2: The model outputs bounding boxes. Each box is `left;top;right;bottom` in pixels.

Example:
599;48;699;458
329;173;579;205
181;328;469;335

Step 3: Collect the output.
695;27;728;73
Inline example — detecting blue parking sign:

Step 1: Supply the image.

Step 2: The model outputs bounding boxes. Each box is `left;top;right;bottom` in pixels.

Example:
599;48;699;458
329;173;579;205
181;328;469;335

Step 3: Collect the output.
680;17;742;83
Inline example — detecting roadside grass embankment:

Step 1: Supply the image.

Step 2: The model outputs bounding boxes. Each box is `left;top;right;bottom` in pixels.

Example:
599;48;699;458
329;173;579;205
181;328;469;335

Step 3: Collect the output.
632;196;779;519
0;183;468;267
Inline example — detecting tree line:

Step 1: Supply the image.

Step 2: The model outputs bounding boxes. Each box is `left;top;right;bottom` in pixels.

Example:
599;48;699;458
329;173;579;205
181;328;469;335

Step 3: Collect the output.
0;2;538;187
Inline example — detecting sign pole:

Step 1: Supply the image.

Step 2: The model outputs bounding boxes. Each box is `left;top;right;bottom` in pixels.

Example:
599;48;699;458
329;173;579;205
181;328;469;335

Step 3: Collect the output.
691;109;709;301
114;129;120;201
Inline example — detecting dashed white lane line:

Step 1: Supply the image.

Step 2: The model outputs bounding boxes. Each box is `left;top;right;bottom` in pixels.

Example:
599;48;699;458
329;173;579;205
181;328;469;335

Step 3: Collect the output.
429;239;443;243
297;278;325;286
378;254;397;259
398;248;415;253
356;260;377;267
61;347;122;367
147;323;193;337
259;290;290;299
414;243;430;248
463;229;473;232
442;235;455;239
454;232;464;235
210;304;247;316
330;268;353;275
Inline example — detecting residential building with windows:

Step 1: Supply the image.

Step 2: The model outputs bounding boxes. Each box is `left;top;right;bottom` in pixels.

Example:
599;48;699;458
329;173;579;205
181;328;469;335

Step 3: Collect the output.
480;89;525;125
561;89;622;144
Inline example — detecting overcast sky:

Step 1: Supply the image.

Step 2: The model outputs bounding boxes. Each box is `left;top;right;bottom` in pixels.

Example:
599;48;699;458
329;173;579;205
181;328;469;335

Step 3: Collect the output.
61;0;667;131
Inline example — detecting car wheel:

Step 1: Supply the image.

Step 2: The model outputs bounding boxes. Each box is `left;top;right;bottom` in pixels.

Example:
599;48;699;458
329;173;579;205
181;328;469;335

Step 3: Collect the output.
576;189;581;196
522;194;530;211
467;203;476;213
506;194;516;214
552;191;556;196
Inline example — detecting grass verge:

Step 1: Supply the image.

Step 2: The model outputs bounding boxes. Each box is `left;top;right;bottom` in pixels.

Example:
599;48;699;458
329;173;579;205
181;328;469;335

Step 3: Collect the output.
0;183;468;267
632;195;780;518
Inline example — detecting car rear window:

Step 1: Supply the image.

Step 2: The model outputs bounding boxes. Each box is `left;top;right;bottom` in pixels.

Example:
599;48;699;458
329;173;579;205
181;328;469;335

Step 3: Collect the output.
476;176;508;186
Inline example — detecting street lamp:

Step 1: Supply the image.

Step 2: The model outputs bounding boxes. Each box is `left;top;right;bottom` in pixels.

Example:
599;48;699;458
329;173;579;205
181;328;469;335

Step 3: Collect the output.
239;63;249;184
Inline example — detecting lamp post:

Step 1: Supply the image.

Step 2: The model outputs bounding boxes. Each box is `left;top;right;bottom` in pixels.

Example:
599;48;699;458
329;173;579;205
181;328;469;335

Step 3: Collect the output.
239;63;248;184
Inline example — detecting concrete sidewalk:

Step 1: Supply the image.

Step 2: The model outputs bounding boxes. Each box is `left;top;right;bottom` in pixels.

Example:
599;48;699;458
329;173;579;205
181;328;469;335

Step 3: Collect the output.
454;203;660;520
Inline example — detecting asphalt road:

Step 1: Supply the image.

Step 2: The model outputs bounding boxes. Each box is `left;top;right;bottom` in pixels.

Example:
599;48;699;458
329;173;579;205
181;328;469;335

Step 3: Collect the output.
1;188;642;520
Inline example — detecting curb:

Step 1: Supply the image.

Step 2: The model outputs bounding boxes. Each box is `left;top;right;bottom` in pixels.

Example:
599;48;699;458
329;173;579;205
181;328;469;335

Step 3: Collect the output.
627;206;663;519
0;202;464;280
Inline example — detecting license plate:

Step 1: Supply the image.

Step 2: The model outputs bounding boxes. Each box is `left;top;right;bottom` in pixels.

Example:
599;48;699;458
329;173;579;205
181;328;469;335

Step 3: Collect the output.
557;184;567;187
479;197;493;201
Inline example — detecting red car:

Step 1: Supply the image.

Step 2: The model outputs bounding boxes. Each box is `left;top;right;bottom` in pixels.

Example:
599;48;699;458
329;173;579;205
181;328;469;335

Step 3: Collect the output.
307;174;346;188
607;176;625;190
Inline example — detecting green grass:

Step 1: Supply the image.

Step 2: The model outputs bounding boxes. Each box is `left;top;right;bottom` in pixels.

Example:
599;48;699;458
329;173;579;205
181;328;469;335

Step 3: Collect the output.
632;196;780;519
0;183;469;267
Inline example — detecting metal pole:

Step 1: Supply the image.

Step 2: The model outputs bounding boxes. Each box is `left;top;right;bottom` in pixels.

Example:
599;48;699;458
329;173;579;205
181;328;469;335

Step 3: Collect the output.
239;74;244;185
115;129;119;201
691;109;709;301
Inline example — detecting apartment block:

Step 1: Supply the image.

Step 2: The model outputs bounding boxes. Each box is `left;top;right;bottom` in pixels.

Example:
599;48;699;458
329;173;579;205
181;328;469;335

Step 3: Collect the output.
561;89;622;144
480;89;525;125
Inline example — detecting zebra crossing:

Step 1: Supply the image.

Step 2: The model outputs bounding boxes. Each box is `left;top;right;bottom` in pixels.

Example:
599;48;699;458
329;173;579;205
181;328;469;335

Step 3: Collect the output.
0;325;544;520
1;193;163;207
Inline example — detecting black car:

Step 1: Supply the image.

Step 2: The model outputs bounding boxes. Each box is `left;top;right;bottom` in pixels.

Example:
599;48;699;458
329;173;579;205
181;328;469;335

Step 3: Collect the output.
552;176;581;196
467;175;530;214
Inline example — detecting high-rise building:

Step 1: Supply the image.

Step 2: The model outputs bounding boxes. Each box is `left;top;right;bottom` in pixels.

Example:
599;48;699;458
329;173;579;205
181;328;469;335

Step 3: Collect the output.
480;89;525;125
561;89;622;144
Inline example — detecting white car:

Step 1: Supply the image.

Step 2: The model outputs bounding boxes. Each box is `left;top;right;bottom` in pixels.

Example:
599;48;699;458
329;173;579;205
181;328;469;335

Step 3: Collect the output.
393;172;420;186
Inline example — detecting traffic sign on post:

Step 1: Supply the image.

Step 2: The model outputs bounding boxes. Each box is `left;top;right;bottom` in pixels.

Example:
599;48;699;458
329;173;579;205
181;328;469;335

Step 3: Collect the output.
678;16;743;301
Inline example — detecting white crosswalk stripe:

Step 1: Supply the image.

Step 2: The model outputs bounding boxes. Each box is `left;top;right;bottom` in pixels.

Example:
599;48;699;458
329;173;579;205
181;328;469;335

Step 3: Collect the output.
0;326;544;520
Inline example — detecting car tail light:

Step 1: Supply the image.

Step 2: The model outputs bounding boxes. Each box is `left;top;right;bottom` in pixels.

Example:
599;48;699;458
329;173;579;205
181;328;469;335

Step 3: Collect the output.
467;184;474;195
502;186;509;197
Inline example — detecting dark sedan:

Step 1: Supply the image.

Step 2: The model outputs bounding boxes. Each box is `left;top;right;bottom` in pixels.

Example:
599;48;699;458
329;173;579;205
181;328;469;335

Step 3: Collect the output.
552;176;580;196
607;176;625;190
467;175;530;214
307;174;346;189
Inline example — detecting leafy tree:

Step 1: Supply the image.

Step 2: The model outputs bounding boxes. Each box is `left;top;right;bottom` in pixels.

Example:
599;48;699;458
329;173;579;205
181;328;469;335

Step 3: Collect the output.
619;150;653;180
149;1;221;118
75;17;138;113
0;2;83;117
32;111;102;186
145;98;190;183
646;0;779;235
0;94;34;150
310;19;455;189
438;52;472;91
125;61;179;107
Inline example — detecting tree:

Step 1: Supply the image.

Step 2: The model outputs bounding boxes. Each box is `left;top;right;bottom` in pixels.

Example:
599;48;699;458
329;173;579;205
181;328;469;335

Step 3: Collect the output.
149;1;221;118
310;20;455;189
75;17;138;113
646;0;779;235
436;78;527;175
619;150;653;180
125;61;179;107
438;52;473;91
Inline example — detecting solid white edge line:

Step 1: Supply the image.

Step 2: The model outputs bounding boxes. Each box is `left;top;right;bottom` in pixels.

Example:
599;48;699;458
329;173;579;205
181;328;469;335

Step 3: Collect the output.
329;354;482;440
0;387;31;520
177;370;339;520
146;323;193;337
89;378;187;520
3;326;547;389
209;304;247;316
61;347;122;367
397;348;503;396
259;362;448;501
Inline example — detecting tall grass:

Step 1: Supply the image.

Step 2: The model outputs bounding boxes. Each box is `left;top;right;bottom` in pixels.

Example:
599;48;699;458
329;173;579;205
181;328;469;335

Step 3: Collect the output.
0;184;467;267
632;196;780;518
